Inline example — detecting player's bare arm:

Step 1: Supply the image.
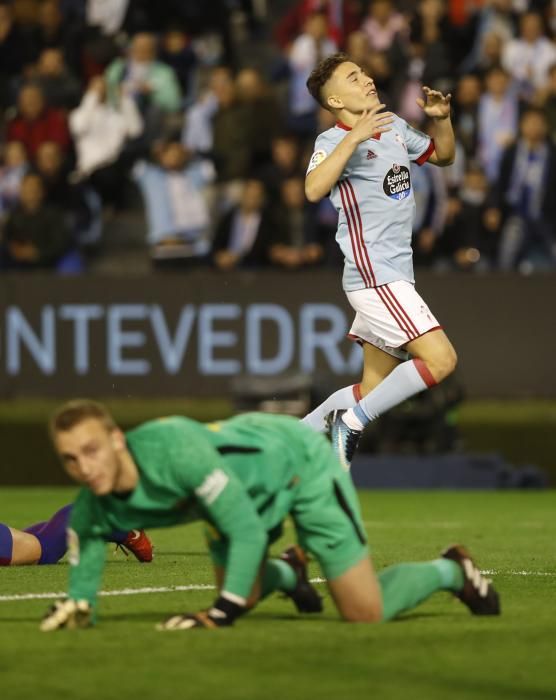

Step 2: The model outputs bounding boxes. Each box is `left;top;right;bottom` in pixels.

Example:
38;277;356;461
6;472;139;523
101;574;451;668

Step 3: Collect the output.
417;86;455;166
305;104;394;202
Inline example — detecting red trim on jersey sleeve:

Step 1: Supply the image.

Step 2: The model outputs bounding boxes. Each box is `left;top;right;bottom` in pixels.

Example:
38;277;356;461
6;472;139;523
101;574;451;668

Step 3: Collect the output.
335;121;381;140
415;139;435;166
352;383;363;402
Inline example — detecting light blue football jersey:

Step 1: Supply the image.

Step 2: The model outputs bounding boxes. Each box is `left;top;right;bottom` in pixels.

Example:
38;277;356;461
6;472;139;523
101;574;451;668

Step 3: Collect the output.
307;116;433;290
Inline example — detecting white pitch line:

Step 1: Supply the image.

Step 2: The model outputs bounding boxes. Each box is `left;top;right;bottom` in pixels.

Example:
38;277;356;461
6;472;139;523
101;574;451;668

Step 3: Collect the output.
0;572;554;604
481;570;556;577
0;579;327;603
363;521;465;528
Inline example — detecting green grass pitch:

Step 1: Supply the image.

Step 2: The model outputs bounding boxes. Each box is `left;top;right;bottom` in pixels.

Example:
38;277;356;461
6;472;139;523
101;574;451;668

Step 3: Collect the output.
1;488;555;700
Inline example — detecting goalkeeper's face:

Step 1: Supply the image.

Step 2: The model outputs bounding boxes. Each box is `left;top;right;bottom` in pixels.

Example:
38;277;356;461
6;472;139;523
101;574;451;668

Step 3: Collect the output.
54;418;126;496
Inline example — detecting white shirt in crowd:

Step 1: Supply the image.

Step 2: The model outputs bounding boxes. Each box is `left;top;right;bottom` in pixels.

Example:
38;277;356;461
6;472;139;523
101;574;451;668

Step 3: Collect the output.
502;36;556;91
86;0;129;36
69;90;143;177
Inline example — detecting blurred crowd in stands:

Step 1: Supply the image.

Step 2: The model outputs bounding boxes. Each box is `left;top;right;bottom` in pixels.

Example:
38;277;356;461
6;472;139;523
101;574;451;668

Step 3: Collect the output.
1;0;556;274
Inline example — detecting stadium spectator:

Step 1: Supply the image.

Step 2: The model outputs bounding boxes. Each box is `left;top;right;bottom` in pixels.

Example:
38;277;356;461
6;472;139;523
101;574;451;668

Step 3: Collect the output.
487;107;556;271
408;0;454;89
69;75;143;207
477;66;520;182
271;176;323;269
36;0;67;49
257;134;302;197
502;11;556;98
452;74;482;159
6;83;71;160
33;0;81;69
105;32;181;144
460;0;517;73
0;2;34;109
287;12;337;137
182;66;231;158
133;141;214;263
236;68;283;170
211;67;252;211
159;27;198;104
0;172;73;270
476;31;506;79
0;141;29;219
274;0;361;49
438;163;497;270
35;140;102;248
105;32;182;113
345;30;373;72
0;0;555;274
397;39;428;124
85;0;130;37
360;0;409;52
32;47;81;109
534;62;556;142
212;179;278;270
411;153;448;267
67;24;119;84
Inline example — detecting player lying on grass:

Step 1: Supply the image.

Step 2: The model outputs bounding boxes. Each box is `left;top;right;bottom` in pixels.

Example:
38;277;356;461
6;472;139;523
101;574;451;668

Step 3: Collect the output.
41;400;500;631
0;504;153;565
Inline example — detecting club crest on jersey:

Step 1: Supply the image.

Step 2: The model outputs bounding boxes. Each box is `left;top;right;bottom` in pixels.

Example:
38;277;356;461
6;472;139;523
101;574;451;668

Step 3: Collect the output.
366;149;377;160
383;163;411;201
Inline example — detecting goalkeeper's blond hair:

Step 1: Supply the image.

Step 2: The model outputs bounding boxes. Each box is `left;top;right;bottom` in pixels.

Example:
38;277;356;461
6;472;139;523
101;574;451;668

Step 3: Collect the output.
50;399;117;438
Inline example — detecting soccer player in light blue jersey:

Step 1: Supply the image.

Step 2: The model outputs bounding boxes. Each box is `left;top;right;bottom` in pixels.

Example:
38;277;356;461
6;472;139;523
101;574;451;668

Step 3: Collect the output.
302;53;458;469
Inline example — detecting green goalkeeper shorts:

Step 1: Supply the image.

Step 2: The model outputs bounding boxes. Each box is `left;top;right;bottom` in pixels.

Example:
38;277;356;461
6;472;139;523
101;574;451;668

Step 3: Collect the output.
206;435;368;582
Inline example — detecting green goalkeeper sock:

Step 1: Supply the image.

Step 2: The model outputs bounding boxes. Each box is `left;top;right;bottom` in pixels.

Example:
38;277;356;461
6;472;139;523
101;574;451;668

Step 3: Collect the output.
260;559;297;598
378;559;464;621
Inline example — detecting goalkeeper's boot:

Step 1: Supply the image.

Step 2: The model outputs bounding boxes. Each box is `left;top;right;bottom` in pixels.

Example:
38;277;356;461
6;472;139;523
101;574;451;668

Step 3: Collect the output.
280;545;323;613
442;545;500;615
326;409;361;470
118;529;154;562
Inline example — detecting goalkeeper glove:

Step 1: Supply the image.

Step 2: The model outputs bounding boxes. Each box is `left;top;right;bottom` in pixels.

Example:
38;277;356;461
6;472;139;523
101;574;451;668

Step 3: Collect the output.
40;599;93;631
157;595;245;630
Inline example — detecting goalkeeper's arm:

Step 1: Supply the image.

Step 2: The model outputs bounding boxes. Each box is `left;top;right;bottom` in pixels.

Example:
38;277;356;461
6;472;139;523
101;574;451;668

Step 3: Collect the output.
40;531;107;630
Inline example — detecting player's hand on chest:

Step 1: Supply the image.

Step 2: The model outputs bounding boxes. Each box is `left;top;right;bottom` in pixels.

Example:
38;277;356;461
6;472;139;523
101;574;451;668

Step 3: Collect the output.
348;129;410;180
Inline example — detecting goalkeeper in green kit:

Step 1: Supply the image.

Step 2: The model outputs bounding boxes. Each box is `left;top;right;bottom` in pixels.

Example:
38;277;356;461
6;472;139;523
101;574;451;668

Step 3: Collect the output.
41;400;500;631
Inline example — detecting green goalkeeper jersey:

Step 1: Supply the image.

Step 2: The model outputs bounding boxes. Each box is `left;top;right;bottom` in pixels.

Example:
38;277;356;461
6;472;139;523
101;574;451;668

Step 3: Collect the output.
68;413;327;608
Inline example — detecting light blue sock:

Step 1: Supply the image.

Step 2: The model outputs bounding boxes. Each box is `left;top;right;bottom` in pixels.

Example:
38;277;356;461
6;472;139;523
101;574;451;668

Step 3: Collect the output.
344;359;432;429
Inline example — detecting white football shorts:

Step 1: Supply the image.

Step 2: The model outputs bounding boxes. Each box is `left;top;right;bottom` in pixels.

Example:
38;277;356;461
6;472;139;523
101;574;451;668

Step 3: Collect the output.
346;280;442;360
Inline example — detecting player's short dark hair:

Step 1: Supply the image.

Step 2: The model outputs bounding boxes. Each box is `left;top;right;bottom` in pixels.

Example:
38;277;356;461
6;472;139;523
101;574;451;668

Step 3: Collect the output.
306;52;351;109
50;399;117;437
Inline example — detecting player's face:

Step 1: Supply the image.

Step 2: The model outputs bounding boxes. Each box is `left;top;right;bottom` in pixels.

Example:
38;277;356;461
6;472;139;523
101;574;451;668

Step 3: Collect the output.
326;62;379;114
55;418;125;495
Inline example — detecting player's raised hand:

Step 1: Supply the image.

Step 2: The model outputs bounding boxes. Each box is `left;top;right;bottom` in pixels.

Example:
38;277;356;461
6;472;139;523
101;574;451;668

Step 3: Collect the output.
416;86;452;119
40;599;92;631
350;104;394;144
